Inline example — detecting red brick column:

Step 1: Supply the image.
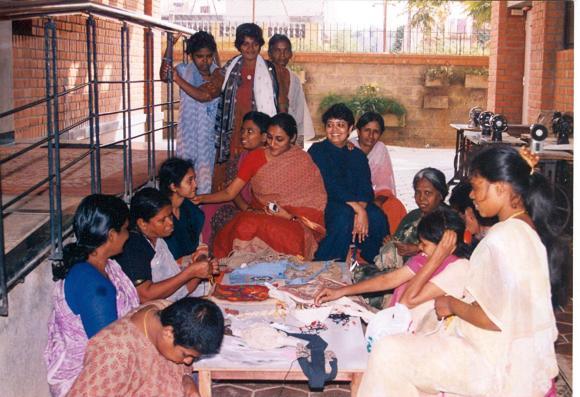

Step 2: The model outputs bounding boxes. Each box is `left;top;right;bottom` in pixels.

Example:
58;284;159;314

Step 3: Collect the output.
487;0;525;123
526;0;566;121
554;49;574;113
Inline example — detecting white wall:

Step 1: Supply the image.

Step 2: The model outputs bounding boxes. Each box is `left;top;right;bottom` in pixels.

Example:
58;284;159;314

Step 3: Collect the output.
0;260;53;397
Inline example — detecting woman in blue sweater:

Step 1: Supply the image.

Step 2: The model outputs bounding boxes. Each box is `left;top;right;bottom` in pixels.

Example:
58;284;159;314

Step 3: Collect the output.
308;103;389;263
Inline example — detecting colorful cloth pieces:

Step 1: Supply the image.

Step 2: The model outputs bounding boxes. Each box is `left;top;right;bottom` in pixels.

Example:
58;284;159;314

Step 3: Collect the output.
228;260;290;285
227;260;342;287
213;284;270;302
277;276;346;304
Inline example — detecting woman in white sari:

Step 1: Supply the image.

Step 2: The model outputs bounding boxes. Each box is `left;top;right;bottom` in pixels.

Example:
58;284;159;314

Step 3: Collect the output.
359;146;561;397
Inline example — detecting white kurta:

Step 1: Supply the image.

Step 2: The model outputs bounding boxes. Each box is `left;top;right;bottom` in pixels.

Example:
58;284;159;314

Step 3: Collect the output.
288;70;315;146
358;219;558;397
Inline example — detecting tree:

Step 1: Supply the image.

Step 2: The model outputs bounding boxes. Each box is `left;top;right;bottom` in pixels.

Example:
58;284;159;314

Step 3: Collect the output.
407;0;450;31
407;0;490;30
462;0;491;29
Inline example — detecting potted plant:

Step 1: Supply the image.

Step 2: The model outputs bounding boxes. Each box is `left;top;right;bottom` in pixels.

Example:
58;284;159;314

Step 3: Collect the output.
464;67;488;89
318;93;349;114
424;65;455;87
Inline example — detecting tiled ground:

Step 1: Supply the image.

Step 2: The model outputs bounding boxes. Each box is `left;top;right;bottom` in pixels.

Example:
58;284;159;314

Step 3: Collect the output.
212;381;351;396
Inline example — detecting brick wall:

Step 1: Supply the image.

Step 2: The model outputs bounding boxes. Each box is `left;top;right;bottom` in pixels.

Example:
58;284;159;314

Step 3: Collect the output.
487;0;525;123
554;49;574;112
11;0;162;141
526;0;567;121
487;0;573;123
213;51;488;147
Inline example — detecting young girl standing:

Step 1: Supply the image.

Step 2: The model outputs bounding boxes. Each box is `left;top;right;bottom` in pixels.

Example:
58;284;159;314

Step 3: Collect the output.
358;146;560;397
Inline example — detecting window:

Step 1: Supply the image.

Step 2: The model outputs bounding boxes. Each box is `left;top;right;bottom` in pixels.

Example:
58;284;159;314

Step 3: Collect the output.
564;0;573;49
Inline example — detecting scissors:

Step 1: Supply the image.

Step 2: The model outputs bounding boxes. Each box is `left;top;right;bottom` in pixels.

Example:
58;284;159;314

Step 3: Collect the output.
349;244;360;272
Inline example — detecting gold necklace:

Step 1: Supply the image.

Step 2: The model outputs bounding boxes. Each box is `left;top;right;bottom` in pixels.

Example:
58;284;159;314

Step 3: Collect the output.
507;209;526;220
143;308;155;341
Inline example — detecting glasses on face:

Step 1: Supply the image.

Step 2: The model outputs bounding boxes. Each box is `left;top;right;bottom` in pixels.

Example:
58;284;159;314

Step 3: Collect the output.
326;121;348;129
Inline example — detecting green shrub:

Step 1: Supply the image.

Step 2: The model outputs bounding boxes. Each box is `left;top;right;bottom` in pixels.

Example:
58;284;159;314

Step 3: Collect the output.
425;65;456;82
318;93;349;113
319;84;406;119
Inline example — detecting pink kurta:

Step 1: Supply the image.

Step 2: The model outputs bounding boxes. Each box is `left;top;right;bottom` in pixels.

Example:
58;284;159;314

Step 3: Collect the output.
350;138;396;196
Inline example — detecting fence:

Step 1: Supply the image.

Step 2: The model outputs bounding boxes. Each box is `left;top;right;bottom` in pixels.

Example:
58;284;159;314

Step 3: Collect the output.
166;19;491;55
0;3;191;316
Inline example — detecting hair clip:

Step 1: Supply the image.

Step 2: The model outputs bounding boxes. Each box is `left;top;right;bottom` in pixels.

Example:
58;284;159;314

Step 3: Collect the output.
518;147;539;175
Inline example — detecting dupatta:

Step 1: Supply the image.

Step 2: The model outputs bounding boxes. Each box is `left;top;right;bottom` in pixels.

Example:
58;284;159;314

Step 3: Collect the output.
215;55;280;163
250;146;327;239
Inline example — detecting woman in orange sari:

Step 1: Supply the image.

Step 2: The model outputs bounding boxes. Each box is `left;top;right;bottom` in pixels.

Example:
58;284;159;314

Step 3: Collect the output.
195;113;326;259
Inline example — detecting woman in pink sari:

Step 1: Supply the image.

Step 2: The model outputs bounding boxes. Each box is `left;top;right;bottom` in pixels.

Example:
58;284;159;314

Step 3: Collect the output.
195;113;327;259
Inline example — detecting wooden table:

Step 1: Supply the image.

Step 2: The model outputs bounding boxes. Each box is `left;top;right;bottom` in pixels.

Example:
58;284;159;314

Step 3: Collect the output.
195;316;366;397
449;123;530;185
194;268;368;397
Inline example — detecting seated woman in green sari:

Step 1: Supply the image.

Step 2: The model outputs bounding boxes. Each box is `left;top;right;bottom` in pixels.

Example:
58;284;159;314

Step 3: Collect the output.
355;168;448;308
374;167;448;270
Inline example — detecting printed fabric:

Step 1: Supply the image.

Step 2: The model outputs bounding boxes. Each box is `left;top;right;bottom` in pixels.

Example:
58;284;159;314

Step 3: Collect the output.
44;260;139;397
67;303;189;397
175;62;220;194
213;146;327;259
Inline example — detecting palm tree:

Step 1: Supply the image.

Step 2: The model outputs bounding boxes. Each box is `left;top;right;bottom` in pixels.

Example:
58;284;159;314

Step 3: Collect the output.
407;0;449;31
462;0;491;29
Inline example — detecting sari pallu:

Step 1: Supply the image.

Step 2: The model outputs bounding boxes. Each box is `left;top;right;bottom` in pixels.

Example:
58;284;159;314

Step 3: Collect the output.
213;146;327;259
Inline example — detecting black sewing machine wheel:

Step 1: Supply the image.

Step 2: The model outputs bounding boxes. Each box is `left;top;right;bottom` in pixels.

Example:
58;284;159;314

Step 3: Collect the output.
538;159;573;236
552;183;572;236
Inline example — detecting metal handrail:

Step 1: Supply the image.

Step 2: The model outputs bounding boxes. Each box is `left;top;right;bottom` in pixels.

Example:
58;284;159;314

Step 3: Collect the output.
0;2;191;315
0;1;196;35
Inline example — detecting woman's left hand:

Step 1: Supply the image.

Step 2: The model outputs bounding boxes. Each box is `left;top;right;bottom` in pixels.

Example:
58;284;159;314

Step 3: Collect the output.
264;202;292;220
434;295;455;320
353;209;369;243
432;230;457;261
182;375;200;397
